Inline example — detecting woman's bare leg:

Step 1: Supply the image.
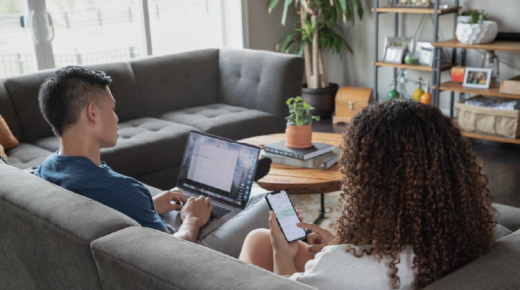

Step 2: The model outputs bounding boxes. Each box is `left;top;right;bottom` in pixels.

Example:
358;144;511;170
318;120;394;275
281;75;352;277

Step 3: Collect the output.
239;229;316;272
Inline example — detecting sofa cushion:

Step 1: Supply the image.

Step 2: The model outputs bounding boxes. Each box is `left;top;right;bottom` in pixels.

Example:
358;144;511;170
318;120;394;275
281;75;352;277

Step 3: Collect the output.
0;164;139;290
129;49;219;116
91;227;316;290
6;143;53;169
30;118;197;178
158;103;283;140
86;62;146;123
2;69;55;142
219;48;303;119
424;230;520;290
0;80;22;140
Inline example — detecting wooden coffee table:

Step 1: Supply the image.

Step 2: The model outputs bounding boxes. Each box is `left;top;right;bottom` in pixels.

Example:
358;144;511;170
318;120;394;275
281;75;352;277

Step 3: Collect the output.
239;132;343;224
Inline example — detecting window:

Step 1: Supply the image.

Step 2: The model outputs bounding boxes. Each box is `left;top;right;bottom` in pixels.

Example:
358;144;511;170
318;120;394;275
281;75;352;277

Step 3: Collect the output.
0;0;245;78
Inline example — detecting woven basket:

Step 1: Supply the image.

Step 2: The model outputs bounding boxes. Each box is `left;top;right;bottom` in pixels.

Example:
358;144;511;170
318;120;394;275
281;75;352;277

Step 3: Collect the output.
454;96;520;139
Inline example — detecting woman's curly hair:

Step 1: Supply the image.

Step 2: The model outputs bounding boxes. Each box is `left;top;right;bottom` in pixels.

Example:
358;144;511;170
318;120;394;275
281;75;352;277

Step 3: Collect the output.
333;99;496;289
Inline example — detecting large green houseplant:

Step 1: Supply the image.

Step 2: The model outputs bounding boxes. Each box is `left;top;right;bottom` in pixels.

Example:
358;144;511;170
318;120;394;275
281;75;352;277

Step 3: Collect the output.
269;0;364;118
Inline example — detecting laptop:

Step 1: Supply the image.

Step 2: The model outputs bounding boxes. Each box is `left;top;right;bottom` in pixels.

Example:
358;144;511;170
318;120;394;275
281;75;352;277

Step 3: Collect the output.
161;131;261;237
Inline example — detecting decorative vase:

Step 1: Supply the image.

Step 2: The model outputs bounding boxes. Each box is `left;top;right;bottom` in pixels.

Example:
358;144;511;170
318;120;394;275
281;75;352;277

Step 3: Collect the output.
301;83;339;119
456;20;498;44
285;124;313;149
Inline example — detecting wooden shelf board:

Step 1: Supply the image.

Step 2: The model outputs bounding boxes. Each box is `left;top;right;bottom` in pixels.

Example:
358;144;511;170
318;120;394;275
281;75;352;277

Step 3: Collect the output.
432;39;520;53
461;131;520;145
438;82;520;99
371;6;460;14
373;61;457;72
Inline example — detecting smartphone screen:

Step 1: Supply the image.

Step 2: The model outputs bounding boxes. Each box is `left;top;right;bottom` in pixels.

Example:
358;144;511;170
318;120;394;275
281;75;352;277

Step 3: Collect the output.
265;191;307;242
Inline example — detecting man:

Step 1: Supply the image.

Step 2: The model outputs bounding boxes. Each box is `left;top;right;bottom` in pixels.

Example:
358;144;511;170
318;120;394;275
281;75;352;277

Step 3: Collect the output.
35;66;269;257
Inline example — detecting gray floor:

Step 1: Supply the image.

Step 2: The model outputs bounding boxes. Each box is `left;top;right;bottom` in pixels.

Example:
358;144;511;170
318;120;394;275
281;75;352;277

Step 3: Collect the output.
313;117;520;208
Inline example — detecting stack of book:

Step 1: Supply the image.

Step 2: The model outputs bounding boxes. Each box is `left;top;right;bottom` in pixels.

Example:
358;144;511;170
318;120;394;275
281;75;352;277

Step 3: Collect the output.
261;141;340;170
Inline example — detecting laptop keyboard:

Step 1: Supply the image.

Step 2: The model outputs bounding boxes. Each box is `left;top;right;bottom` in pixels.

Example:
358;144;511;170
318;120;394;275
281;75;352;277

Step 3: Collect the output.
209;205;232;222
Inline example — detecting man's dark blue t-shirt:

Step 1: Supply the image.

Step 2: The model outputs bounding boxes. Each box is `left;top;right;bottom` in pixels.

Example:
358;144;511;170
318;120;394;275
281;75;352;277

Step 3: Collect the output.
35;152;168;232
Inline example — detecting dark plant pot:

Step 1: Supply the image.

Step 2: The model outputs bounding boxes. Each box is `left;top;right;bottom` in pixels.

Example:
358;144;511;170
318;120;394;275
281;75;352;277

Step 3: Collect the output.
302;83;339;118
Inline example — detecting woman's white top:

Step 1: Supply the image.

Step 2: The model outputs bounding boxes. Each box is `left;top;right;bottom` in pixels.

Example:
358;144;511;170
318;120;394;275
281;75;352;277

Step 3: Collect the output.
289;244;415;290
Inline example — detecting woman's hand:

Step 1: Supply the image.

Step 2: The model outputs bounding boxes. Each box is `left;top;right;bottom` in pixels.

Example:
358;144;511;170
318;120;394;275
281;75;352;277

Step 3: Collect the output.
269;211;300;259
297;222;334;253
269;210;305;258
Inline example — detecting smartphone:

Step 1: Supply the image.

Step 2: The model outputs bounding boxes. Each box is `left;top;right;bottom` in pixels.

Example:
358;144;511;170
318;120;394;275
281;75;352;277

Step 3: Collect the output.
265;191;307;243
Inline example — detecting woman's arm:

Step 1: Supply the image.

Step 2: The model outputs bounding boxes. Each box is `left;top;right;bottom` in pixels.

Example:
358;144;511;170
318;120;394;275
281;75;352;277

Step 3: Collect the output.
273;251;298;275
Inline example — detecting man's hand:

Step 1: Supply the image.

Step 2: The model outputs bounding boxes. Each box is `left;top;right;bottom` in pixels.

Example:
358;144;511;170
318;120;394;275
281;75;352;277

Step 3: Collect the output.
296;222;334;253
179;195;214;228
153;189;187;215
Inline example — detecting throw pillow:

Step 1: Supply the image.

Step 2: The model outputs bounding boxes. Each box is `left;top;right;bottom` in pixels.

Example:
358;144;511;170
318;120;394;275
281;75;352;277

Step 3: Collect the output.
0;114;19;150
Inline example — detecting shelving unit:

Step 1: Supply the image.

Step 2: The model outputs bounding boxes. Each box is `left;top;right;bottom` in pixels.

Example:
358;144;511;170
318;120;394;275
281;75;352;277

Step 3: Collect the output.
372;1;460;102
431;39;520;144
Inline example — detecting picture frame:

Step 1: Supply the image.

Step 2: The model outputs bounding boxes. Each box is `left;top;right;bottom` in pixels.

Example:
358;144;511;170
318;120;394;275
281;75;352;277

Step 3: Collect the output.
384;46;406;64
463;68;493;89
383;36;414;60
416;42;434;66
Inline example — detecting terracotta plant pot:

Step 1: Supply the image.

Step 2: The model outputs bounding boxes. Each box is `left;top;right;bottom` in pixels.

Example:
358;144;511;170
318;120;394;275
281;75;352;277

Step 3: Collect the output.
285;124;313;149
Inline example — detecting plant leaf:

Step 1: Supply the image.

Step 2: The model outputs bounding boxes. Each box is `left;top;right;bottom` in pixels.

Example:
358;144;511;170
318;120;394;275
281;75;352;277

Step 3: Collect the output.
286;97;294;105
268;0;280;13
281;0;293;26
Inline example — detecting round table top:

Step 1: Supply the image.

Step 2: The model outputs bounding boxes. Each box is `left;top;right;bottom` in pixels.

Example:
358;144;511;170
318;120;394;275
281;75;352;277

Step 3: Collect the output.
239;133;343;194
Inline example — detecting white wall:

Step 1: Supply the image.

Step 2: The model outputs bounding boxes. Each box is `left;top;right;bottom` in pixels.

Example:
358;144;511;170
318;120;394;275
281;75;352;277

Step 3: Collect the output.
245;0;520;113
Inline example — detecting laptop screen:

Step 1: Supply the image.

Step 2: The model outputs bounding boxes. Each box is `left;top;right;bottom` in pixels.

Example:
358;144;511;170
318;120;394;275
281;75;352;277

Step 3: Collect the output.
178;131;260;207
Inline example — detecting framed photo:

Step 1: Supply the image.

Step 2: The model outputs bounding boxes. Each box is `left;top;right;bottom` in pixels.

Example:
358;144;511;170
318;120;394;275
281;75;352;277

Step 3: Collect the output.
383;36;414;60
463;68;492;88
416;42;434;66
384;46;405;64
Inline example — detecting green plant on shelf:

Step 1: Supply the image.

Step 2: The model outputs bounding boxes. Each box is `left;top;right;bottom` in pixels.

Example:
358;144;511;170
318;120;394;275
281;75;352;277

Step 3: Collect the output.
461;10;488;24
286;97;321;127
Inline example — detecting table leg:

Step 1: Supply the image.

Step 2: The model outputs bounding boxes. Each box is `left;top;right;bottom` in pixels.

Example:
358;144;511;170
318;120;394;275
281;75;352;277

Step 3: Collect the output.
312;193;325;225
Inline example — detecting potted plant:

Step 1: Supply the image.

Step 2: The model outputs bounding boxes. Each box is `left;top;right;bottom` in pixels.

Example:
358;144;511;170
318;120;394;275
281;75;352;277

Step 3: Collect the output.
285;96;320;149
269;0;364;118
456;10;497;45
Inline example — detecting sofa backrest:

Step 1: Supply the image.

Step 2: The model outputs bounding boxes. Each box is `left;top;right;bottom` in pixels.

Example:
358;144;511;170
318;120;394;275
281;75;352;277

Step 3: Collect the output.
425;229;520;290
2;70;55;142
91;227;317;290
129;49;220;116
0;62;146;143
0;80;22;141
86;62;146;123
218;48;304;118
0;164;139;290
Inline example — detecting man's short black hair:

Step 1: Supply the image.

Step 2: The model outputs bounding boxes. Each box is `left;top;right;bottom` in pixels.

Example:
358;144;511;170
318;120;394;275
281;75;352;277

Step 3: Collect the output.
38;66;112;136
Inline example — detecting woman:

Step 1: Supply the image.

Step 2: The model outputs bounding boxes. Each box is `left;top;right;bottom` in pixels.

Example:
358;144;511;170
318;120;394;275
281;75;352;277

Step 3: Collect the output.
240;99;497;289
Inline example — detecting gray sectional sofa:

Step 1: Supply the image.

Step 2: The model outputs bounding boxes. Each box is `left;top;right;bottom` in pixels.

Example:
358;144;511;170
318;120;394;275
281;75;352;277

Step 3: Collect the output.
2;163;520;290
2;49;520;289
0;48;303;189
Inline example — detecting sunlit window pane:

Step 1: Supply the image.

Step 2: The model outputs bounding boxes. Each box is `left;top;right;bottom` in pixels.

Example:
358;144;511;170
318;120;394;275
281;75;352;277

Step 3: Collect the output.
0;0;36;77
147;0;223;56
46;0;142;67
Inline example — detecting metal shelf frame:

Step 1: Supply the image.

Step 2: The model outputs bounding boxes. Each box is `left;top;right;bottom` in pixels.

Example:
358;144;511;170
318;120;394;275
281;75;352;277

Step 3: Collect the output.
373;0;460;109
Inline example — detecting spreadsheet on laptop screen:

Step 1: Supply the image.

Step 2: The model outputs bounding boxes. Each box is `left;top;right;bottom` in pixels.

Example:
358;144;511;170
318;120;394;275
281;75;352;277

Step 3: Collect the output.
179;132;259;206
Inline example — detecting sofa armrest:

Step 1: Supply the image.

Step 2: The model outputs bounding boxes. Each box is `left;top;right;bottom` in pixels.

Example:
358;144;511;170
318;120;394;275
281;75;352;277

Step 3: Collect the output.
219;48;304;122
91;227;316;290
493;203;520;232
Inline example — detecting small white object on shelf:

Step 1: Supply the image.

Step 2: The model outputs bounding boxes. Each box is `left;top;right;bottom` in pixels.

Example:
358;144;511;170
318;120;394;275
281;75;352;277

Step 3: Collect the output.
456;18;498;45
